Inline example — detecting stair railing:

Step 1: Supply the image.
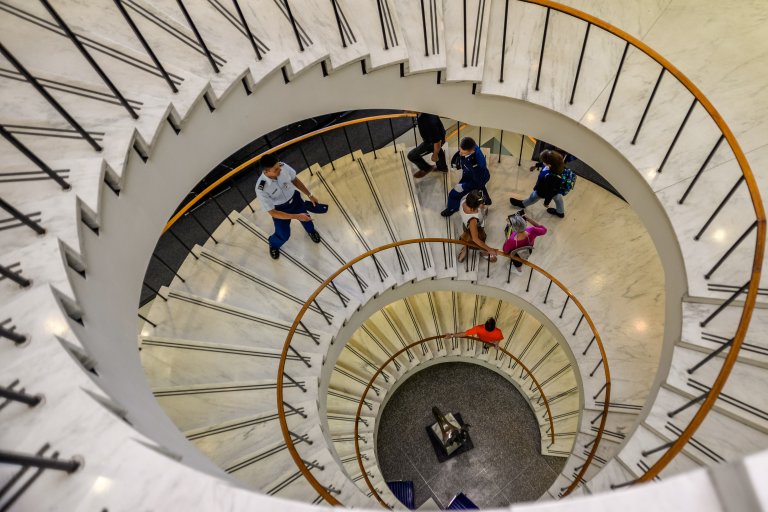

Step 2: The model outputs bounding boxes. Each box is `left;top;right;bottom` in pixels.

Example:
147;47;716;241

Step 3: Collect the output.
518;0;765;487
352;334;558;508
277;238;610;505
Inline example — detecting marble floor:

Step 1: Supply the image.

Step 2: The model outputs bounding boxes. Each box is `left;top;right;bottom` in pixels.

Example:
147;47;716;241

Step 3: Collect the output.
376;363;566;509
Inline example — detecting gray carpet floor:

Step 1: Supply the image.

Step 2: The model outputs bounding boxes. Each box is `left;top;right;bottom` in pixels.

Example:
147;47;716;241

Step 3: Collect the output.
376;362;566;509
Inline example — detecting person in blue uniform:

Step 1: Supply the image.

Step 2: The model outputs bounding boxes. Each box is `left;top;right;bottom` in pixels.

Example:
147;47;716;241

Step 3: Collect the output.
441;137;491;217
255;154;321;259
409;112;448;178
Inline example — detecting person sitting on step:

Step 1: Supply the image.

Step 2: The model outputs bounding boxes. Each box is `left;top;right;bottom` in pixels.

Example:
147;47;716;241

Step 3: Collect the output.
441;137;491;217
456;190;499;263
509;149;566;218
255;153;323;260
502;210;547;272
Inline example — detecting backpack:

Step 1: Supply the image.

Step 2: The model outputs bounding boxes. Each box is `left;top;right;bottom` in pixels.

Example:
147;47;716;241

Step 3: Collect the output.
559;168;577;195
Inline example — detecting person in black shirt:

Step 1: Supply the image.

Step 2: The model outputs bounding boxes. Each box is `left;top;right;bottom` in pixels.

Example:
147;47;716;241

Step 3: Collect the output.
408;113;448;178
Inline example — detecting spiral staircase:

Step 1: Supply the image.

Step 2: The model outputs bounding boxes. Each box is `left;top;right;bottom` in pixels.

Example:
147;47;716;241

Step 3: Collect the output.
1;0;766;511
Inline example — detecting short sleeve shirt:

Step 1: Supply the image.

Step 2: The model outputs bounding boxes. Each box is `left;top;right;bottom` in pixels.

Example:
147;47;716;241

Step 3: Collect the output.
465;325;504;343
417;114;446;144
255;162;298;212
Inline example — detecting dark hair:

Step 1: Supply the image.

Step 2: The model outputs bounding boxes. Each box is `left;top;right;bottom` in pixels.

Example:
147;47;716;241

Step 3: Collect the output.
459;137;477;151
465;189;484;209
260;153;279;169
541;150;564;174
484;318;496;331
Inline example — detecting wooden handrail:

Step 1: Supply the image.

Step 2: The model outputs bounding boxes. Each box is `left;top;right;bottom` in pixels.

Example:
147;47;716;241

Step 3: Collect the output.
520;0;765;488
162;112;417;233
276;238;609;506
353;334;557;508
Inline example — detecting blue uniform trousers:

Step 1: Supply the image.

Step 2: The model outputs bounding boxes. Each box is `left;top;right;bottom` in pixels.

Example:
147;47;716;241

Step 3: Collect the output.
446;185;491;211
269;191;316;249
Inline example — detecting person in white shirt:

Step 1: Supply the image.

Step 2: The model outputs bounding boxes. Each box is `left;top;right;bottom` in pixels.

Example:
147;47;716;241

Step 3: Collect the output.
255;154;321;259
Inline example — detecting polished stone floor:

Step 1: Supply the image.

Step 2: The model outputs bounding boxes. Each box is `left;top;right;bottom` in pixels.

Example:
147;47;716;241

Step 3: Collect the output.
377;363;566;509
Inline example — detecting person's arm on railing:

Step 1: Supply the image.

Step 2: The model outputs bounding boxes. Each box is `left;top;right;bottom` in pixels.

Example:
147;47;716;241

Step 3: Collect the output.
468;215;499;256
291;176;318;206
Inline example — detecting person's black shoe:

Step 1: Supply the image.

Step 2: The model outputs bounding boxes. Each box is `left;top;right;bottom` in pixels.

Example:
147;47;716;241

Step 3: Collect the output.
270;247;280;259
440;208;457;217
509;197;525;208
547;208;565;218
308;231;321;243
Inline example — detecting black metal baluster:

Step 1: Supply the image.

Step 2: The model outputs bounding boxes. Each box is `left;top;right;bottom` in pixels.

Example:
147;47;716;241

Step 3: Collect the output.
375;0;389;50
176;0;219;73
0;126;70;190
138;312;157;328
569;23;591;105
572;314;584;335
113;0;178;93
232;0;261;60
678;135;724;203
319;134;335;170
657;98;697;172
559;296;570;318
700;280;750;327
0;43;102;152
0;385;42;407
0;320;26;345
365;121;377;159
694;175;744;240
40;0;138;119
589;358;603;377
581;336;596;356
525;266;533;292
534;8;550;91
298;145;312;174
601;41;629;122
389;118;397;154
667;391;708;418
283;0;305;51
151;253;185;283
143;280;167;302
232;180;255;213
499;0;510;83
0;450;81;473
631;68;665;144
0;264;31;288
518;133;524;166
167;228;198;258
687;338;733;374
0;198;46;235
211;191;234;225
705;221;758;279
498;130;504;163
187;208;218;244
342;126;355;161
463;0;468;67
330;0;347;47
419;0;428;57
543;280;553;304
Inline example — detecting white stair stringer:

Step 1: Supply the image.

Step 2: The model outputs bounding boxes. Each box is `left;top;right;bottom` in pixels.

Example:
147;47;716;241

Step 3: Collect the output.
0;0;766;510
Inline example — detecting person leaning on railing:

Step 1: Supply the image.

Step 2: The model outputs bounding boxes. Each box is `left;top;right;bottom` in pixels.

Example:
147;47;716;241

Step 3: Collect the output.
457;189;500;263
444;318;504;348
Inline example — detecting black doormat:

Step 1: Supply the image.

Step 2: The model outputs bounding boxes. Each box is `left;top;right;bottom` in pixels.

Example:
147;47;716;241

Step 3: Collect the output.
426;413;474;462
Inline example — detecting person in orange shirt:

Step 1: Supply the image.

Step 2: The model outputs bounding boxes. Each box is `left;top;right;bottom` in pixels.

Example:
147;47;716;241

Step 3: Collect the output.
444;318;504;347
